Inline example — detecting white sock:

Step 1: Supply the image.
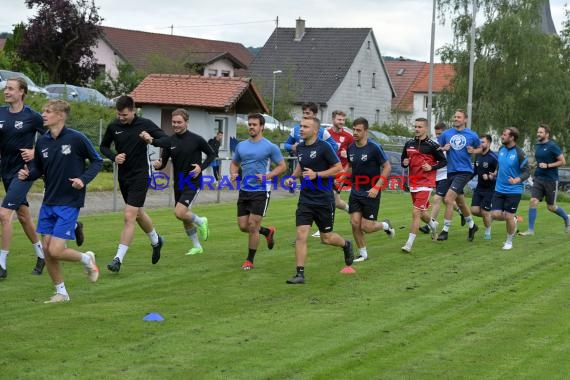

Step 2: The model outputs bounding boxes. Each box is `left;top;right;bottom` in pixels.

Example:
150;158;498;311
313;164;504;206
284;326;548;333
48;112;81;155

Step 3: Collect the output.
443;219;452;232
358;247;368;259
116;244;129;262
55;282;68;296
344;204;349;213
33;242;45;259
186;227;202;248
406;233;416;246
191;214;204;226
147;229;159;245
485;227;491;235
0;250;7;269
80;253;91;266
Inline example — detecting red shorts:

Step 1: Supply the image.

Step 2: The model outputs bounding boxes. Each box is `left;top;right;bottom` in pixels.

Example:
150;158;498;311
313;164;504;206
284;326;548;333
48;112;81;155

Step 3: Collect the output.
411;190;431;210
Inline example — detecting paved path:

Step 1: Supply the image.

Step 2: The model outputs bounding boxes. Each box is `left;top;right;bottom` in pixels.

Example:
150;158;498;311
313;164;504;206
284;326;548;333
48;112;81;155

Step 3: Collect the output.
26;188;298;215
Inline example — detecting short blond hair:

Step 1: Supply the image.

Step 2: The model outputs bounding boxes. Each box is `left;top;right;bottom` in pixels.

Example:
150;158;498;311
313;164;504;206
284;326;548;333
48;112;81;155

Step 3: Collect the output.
43;99;71;117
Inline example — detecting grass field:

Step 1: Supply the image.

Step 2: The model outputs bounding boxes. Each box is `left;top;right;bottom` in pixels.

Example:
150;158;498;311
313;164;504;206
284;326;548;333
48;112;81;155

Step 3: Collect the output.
2;191;570;379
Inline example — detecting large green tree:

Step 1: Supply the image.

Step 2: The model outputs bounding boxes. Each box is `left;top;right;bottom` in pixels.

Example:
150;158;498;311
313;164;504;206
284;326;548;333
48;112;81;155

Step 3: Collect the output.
437;0;570;149
18;0;103;85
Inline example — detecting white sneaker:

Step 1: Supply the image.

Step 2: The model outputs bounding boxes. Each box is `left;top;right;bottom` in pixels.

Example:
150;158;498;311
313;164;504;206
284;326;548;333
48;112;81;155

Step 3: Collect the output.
502;241;513;250
429;220;439;240
85;251;99;283
518;230;534;236
311;230;321;238
401;244;412;253
353;255;368;262
44;293;70;303
565;218;570;233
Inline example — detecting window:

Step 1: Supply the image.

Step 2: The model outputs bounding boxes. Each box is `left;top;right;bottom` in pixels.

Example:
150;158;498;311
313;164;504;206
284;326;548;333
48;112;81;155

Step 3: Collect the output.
349;107;355;120
357;70;361;87
367;41;371;50
397;68;405;76
208;69;218;77
372;72;376;88
423;95;437;111
375;109;380;124
221;70;231;77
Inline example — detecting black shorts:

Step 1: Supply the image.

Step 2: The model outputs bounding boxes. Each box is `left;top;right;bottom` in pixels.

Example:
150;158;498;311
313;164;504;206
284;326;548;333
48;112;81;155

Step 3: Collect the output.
471;189;494;211
119;177;149;208
491;192;522;214
1;175;32;210
175;188;200;208
435;178;449;197
237;190;271;217
447;172;472;195
531;178;558;205
296;202;335;233
348;193;380;221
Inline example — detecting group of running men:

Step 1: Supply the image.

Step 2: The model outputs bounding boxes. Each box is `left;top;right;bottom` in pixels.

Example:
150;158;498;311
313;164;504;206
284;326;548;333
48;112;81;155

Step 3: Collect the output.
2;77;568;297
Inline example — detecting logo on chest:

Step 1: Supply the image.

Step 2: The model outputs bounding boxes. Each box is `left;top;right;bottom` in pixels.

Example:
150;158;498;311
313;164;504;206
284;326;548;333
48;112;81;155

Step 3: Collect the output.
15;121;23;129
61;145;72;155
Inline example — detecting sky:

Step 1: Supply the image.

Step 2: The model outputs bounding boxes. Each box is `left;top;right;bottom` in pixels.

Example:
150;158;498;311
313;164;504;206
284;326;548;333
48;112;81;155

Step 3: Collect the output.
1;0;568;62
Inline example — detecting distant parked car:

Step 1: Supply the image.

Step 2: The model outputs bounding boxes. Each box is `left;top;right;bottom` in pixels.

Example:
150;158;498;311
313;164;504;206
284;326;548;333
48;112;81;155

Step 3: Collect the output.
44;84;114;107
0;69;49;96
558;167;570;192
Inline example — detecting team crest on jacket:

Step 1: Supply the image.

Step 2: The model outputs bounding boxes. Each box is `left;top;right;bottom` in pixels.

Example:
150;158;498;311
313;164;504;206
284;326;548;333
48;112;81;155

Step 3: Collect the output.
15;120;23;129
361;154;368;161
61;145;72;155
310;150;317;158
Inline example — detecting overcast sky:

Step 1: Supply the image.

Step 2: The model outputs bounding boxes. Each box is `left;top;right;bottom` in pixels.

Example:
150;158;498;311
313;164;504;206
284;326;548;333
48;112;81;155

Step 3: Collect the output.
1;0;567;61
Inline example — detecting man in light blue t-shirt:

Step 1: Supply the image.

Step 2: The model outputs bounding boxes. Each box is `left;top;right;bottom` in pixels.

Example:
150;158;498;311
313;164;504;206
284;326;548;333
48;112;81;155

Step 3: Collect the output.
436;109;481;242
230;113;286;271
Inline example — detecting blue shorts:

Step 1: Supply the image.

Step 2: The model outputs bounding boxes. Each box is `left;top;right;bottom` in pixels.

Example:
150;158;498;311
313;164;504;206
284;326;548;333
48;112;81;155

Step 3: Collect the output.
37;205;80;240
2;175;33;210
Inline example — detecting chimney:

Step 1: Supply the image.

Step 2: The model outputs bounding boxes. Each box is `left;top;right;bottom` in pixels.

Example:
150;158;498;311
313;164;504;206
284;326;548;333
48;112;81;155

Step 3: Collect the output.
294;17;305;41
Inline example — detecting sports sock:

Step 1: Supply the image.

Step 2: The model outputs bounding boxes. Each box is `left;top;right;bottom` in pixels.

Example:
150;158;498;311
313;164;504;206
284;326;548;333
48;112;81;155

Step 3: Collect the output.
190;214;204;226
358;247;368;259
406;233;416;246
485;227;492;235
465;215;475;228
55;282;68;296
528;208;537;231
344;203;349;213
554;206;568;220
147;229;159;246
80;253;92;266
33;242;45;259
259;226;270;236
443;219;451;232
185;227;201;248
116;244;128;262
247;249;256;263
296;266;305;276
506;233;514;244
0;250;7;269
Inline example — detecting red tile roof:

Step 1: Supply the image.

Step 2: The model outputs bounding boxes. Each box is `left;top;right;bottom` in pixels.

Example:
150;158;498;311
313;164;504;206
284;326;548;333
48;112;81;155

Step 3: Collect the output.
385;60;455;112
131;74;268;112
101;26;253;72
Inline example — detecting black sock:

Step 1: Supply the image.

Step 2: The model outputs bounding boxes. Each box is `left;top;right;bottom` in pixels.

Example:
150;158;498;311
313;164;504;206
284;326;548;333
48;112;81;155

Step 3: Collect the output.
296;266;304;276
247;249;257;263
259;226;269;236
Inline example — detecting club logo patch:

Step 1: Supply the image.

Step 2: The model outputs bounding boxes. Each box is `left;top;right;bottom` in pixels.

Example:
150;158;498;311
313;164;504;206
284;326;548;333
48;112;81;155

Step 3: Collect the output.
61;145;71;155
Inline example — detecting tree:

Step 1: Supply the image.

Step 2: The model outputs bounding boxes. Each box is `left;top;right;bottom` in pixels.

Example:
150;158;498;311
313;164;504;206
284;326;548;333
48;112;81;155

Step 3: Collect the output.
437;0;570;149
91;61;146;98
0;23;48;84
18;0;103;85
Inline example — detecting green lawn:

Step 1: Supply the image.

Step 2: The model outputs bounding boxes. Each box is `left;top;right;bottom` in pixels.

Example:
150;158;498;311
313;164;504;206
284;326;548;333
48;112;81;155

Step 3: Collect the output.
2;192;570;379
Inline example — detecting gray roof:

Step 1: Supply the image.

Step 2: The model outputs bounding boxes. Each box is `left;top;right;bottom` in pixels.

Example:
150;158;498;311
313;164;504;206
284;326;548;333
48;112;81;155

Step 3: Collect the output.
249;27;387;104
539;0;557;35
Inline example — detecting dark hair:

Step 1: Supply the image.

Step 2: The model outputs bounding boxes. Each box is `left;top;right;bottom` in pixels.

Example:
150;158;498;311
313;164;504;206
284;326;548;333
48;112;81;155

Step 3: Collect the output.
434;122;446;131
301;102;318;114
480;134;493;143
352;117;369;130
332;110;346;118
116;95;135;111
247;112;265;126
506;126;520;142
538;123;550;135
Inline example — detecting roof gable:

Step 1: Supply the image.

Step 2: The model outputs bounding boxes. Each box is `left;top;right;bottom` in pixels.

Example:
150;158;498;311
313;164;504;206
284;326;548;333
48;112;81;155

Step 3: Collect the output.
101;26;253;72
130;74;268;113
248;27;372;104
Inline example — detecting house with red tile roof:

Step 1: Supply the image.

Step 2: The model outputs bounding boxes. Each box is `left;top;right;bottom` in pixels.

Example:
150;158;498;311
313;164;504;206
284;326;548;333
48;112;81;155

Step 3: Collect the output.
130;74;267;174
93;26;253;79
385;58;455;126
